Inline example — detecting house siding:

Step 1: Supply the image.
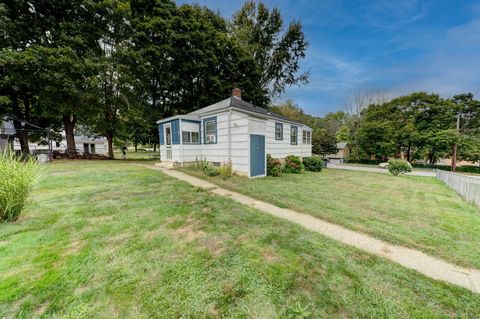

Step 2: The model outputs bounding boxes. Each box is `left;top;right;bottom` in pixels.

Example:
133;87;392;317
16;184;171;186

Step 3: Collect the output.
157;108;312;175
265;119;312;158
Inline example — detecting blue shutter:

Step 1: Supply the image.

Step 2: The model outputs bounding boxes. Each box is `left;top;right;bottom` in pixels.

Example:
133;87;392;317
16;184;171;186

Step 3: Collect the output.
158;123;164;145
171;119;180;144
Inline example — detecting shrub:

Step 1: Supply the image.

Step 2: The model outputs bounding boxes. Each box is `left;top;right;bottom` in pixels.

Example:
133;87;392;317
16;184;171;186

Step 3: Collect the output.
0;151;42;222
283;155;303;174
411;163;480;174
193;157;208;172
303;157;323;172
203;163;219;177
218;162;233;179
457;165;480;174
388;159;412;176
267;154;282;177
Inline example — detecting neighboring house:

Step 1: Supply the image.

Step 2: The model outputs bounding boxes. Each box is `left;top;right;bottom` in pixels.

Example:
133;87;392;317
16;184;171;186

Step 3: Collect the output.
157;88;313;177
324;142;349;164
0;117;15;153
13;134;109;155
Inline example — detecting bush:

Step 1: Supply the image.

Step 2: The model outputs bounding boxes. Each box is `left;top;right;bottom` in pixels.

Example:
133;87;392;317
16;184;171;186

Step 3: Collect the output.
0;151;42;222
411;163;480;174
267;154;282;177
457;165;480;174
283;155;303;174
218;162;233;179
303;157;323;172
203;163;219;177
388;159;412;176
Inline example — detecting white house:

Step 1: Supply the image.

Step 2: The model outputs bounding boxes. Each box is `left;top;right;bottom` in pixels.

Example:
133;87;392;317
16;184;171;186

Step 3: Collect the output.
13;134;109;155
0;117;15;153
1;115;108;155
157;89;312;177
325;142;349;164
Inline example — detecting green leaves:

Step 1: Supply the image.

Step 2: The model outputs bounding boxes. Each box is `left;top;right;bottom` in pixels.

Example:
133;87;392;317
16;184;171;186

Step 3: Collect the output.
230;1;309;97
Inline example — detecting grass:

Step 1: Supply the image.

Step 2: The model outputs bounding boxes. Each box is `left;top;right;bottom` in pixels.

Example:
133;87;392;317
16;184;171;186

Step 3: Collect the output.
113;150;159;160
338;162;434;172
182;167;480;269
1;161;480;318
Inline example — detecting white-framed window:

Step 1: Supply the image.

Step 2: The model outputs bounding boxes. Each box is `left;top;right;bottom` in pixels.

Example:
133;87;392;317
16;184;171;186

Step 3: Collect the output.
182;131;200;144
303;130;311;144
204;118;217;144
275;122;283;140
291;126;298;145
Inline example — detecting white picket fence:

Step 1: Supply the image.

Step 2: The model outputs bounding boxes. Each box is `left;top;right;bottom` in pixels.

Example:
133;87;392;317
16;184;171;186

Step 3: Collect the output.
436;170;480;208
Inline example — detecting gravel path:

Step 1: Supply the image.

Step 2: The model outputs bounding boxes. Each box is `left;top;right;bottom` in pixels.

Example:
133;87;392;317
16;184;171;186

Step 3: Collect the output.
141;164;480;294
327;164;437;177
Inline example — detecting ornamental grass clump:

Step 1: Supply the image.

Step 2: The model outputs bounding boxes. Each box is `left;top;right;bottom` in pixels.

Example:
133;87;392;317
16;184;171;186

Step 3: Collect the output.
0;151;42;222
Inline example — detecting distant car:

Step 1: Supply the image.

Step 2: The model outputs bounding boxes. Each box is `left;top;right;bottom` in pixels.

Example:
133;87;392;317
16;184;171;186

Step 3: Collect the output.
378;162;389;169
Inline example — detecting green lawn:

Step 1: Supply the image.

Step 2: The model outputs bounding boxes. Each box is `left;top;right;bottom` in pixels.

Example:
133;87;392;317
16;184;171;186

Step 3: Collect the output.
112;150;159;160
182;167;480;269
337;162;435;172
1;162;480;318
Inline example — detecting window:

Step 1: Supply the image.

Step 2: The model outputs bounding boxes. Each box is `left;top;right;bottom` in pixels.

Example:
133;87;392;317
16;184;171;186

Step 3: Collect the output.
204;118;217;144
291;126;298;145
165;126;172;145
303;130;311;144
90;144;96;154
83;143;89;154
275;123;283;140
55;141;61;147
182;131;200;144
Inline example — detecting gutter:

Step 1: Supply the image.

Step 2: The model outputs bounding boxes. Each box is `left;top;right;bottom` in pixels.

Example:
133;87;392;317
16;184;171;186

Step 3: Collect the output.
228;108;232;163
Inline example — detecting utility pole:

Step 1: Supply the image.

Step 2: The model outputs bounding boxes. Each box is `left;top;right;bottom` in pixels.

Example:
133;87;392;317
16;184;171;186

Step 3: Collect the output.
452;113;460;172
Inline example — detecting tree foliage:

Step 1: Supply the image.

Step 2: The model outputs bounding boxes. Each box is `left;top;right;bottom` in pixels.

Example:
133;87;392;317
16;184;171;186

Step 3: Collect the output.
1;0;310;157
340;92;480;166
230;1;308;97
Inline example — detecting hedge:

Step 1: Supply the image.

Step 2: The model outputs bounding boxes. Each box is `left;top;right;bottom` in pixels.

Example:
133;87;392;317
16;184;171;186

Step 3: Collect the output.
344;158;382;165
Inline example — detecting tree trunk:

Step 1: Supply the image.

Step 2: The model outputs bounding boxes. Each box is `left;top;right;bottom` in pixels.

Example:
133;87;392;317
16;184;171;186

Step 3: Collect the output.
153;143;156;152
428;151;435;165
63;113;77;155
14;127;30;154
10;93;30;154
134;143;137;152
106;133;114;159
451;143;457;172
406;144;411;162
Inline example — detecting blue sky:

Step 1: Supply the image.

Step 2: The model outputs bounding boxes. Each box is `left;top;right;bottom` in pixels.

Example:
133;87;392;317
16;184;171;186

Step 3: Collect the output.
178;0;480;116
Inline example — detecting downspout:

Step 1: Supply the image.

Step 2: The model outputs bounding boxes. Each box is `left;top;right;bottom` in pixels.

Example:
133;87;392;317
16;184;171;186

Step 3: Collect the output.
179;120;183;166
228;108;232;163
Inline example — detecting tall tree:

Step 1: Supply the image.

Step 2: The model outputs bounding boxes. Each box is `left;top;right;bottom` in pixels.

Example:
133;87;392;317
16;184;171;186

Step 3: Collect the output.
450;93;480;170
130;1;267;148
88;0;137;159
0;0;103;154
230;1;308;98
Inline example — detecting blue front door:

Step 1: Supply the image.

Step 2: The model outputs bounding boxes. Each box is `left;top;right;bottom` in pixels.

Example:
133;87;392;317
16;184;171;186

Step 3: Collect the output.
250;134;265;177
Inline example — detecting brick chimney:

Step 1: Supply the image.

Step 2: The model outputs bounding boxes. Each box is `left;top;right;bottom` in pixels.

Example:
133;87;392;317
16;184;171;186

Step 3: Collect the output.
232;88;242;100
